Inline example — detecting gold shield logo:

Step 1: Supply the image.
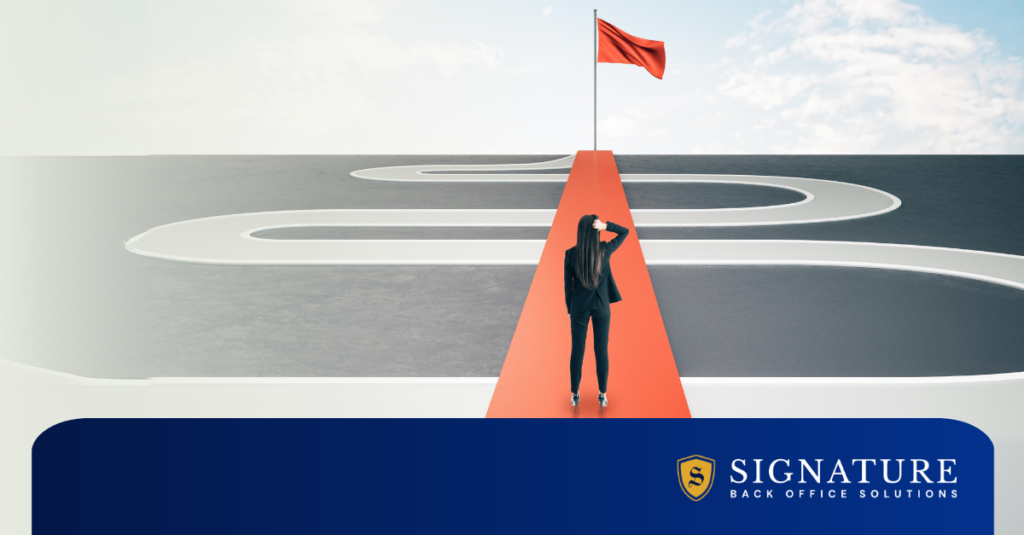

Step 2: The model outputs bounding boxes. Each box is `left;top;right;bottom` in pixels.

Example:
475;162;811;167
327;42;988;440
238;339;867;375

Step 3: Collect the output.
677;455;715;501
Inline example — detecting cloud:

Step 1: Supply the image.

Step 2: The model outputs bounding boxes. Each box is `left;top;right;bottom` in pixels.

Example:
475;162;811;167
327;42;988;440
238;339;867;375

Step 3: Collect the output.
542;6;553;18
718;0;1024;153
110;0;506;152
598;108;657;139
411;40;504;76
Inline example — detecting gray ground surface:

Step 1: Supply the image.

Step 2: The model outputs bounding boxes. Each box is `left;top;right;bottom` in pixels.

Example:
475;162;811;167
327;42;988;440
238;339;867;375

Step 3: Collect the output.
1;155;1023;378
656;266;1024;377
619;155;1024;257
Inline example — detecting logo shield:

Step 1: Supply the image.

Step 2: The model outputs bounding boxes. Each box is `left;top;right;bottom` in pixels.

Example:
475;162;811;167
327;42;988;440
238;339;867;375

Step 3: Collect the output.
677;455;715;501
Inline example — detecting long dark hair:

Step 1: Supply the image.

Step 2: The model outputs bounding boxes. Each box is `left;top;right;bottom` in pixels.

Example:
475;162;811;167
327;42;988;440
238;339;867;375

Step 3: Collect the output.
574;214;603;290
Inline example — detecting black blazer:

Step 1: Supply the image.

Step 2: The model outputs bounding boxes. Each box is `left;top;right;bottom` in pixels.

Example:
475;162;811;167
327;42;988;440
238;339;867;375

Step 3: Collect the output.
564;221;630;315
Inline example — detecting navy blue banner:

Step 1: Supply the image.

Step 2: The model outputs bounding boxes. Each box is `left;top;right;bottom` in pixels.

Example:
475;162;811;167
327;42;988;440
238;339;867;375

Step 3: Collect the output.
33;418;992;534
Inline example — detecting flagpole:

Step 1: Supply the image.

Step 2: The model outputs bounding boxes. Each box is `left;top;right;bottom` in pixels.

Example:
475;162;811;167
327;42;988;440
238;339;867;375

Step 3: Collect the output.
593;9;597;152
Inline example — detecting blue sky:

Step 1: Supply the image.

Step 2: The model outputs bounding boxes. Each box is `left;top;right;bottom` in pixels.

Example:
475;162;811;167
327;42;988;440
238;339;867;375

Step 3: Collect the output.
3;0;1024;154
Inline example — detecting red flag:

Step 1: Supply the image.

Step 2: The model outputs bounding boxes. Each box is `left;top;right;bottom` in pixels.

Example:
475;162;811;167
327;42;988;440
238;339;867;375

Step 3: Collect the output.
597;18;666;79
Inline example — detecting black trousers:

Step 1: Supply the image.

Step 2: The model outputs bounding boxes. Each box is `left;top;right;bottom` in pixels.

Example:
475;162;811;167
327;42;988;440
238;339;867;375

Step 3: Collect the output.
569;305;611;395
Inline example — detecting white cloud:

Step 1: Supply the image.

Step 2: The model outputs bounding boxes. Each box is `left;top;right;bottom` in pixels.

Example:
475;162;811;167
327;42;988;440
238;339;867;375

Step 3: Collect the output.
542;6;553;18
597;108;670;140
411;40;504;76
284;0;392;27
107;0;507;152
725;35;748;50
718;0;1024;153
691;143;724;154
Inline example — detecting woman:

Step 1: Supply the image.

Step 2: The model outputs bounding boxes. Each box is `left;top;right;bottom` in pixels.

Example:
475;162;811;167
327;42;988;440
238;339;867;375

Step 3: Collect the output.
563;214;630;413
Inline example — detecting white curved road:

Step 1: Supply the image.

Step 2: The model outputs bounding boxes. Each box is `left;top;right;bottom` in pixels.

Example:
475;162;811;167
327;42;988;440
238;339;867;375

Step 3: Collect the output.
352;154;901;226
125;154;903;264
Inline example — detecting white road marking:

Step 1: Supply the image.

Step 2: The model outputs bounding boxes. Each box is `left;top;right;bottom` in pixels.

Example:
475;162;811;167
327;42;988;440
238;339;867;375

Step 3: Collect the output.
127;227;1024;298
125;154;902;262
642;240;1024;291
351;154;576;182
352;155;901;226
126;209;555;265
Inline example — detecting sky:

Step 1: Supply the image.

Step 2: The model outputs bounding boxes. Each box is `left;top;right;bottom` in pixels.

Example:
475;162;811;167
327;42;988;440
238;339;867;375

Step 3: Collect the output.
3;0;1024;155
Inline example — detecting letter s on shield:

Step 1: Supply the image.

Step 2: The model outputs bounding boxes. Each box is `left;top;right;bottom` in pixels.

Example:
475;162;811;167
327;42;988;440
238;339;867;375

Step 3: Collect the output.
677;455;715;501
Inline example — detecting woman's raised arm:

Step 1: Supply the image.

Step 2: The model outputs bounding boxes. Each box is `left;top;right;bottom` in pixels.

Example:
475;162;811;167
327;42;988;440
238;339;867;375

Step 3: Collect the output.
603;221;630;256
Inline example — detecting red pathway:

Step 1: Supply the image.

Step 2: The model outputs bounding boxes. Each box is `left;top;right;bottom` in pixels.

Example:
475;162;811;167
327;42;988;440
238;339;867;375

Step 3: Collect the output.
487;151;691;418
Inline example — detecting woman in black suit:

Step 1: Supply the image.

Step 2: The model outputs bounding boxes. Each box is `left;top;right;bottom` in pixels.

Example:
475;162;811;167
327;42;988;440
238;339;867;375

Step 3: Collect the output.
564;214;630;412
